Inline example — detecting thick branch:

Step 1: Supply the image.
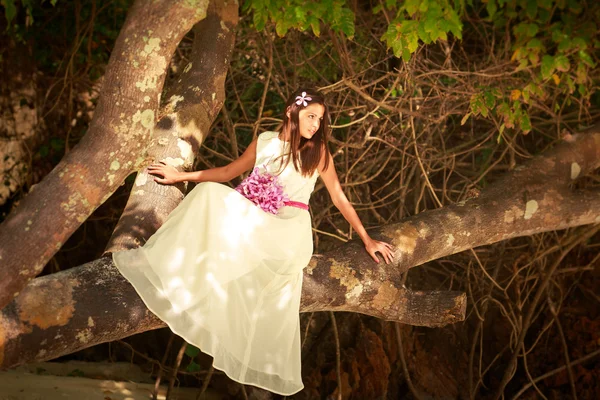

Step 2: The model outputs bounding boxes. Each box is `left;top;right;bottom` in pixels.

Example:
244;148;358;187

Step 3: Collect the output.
377;129;600;274
105;0;238;252
0;0;210;310
0;256;464;369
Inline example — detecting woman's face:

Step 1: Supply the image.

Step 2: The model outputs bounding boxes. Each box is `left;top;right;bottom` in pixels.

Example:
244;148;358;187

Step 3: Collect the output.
297;103;325;140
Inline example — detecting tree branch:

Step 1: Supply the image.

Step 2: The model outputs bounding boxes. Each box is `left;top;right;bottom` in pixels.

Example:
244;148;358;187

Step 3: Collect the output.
1;125;599;370
104;0;238;252
0;255;465;369
0;0;210;310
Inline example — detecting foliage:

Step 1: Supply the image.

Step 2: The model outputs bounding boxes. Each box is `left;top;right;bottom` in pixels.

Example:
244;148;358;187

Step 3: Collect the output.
460;0;599;136
241;0;599;137
378;0;464;61
244;0;355;38
1;0;57;26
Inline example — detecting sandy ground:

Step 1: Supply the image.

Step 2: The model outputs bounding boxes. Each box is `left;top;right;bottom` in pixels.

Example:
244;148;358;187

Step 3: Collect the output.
0;361;220;400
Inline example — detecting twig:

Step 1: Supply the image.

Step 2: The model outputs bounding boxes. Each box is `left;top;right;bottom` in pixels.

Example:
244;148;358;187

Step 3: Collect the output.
547;295;578;400
153;333;175;400
511;348;600;399
196;365;214;400
492;226;600;399
395;323;422;400
167;341;188;399
329;311;343;400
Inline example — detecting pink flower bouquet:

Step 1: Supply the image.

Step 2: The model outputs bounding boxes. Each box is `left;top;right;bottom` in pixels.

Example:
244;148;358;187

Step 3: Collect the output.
235;167;289;214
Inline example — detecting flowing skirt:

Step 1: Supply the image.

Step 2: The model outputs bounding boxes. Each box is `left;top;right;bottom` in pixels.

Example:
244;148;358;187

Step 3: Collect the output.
112;182;313;395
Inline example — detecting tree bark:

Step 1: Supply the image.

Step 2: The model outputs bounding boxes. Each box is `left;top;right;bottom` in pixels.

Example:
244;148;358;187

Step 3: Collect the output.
0;0;209;310
0;256;465;370
1;126;598;369
105;0;238;252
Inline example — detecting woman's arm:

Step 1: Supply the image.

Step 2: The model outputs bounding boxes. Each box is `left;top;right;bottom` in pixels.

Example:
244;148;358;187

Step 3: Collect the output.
149;138;258;184
317;150;395;264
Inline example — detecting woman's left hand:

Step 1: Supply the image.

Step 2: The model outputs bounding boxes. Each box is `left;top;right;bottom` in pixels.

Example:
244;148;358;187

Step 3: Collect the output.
364;238;395;264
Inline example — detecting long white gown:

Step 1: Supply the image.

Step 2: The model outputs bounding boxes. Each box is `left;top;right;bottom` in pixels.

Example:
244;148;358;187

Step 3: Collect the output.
112;131;319;395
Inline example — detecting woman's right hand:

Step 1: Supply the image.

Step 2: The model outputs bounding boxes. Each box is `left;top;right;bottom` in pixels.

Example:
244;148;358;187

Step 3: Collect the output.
147;161;181;185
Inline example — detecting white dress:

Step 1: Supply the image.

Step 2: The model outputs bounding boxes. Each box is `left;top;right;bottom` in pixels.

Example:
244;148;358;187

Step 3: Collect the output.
113;131;319;395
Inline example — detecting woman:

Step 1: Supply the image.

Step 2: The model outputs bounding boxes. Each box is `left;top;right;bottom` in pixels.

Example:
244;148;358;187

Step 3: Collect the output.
113;88;394;395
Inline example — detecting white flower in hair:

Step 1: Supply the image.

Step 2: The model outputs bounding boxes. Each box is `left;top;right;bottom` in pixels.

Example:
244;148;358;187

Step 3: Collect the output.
295;91;312;107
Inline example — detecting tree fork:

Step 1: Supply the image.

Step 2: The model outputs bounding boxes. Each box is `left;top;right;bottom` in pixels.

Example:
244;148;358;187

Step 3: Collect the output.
0;0;210;310
105;0;239;252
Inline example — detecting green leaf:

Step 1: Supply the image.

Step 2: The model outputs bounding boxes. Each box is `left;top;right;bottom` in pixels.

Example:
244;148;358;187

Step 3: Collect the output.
522;87;530;103
407;32;419;52
294;6;307;25
338;8;355;39
186;361;202;373
1;0;17;24
540;55;555;79
275;20;288;37
417;22;430;43
391;37;403;58
519;112;532;133
566;75;575;93
557;39;572;52
486;0;497;19
517;58;529;71
525;0;538;19
579;50;596;67
310;18;321;36
404;0;419;15
185;344;200;358
526;38;542;50
401;46;411;62
572;37;588;50
252;4;267;31
484;91;496;108
554;55;570;72
527;23;539;37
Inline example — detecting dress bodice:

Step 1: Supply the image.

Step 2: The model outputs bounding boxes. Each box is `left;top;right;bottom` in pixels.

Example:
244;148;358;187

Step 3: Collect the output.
254;131;319;204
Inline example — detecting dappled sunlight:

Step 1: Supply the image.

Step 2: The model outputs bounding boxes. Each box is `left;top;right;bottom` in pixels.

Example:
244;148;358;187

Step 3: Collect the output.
167;247;185;272
109;131;316;394
206;272;228;302
221;191;267;248
276;283;293;310
167;276;184;290
195;252;207;264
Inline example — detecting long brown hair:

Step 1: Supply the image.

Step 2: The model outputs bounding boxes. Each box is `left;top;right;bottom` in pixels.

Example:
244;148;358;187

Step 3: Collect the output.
277;88;330;177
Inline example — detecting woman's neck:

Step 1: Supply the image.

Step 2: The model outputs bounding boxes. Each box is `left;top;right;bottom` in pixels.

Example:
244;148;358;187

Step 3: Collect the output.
278;127;291;142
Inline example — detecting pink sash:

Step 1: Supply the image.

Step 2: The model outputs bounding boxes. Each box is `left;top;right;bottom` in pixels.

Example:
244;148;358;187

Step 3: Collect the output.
283;200;309;210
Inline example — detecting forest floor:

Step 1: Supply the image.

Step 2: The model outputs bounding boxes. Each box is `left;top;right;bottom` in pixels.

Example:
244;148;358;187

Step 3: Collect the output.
0;361;220;400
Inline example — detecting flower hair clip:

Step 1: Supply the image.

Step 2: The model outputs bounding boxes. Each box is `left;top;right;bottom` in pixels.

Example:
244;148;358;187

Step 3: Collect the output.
295;92;312;107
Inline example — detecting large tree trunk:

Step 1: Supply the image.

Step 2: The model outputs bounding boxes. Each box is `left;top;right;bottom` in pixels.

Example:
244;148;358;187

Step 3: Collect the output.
1;125;598;369
0;0;210;310
105;0;238;252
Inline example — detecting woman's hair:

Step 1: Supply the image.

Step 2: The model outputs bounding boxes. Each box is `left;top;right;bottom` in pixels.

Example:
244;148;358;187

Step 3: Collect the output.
277;88;330;177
